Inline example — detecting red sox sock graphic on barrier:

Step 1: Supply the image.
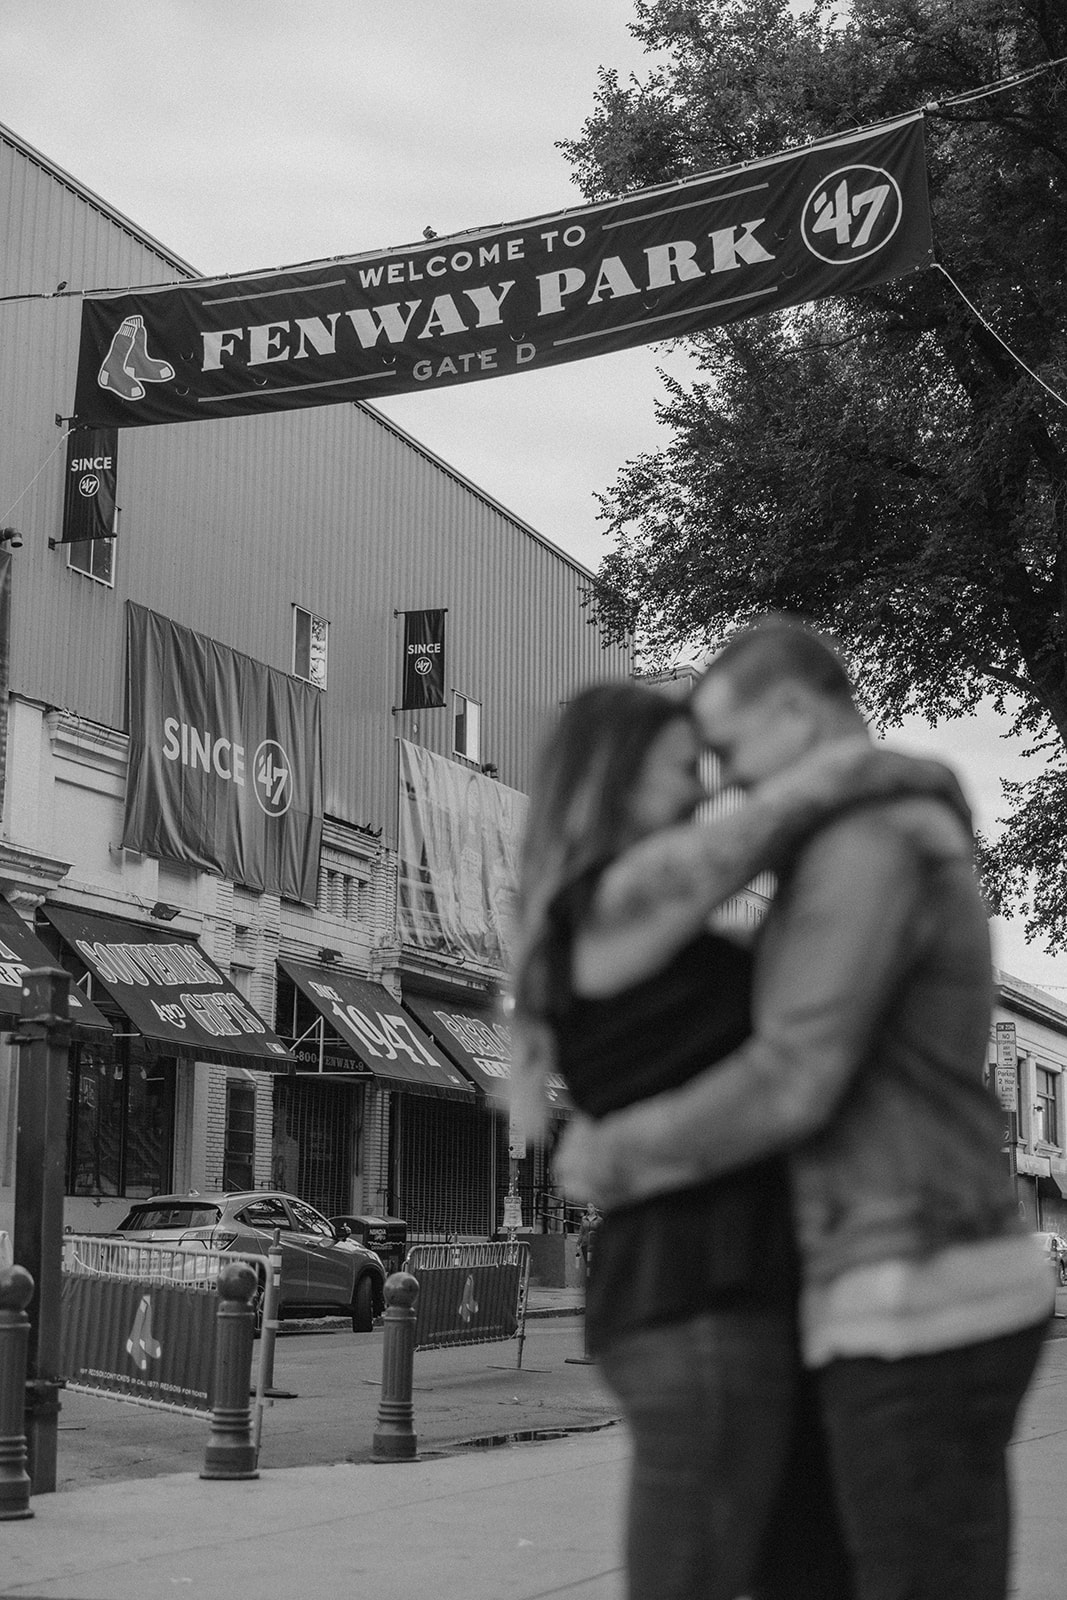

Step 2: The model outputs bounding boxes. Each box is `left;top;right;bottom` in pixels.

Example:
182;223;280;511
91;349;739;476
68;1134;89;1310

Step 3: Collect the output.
458;1274;479;1324
125;1293;163;1371
97;315;174;402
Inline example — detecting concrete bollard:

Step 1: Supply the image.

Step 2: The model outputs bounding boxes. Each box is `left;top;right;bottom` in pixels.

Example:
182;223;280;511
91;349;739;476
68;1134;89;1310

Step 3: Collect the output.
254;1231;296;1402
0;1266;34;1520
371;1272;419;1462
201;1261;259;1481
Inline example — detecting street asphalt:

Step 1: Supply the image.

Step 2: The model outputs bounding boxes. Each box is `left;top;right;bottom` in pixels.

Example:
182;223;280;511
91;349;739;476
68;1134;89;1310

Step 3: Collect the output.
3;1287;1066;1600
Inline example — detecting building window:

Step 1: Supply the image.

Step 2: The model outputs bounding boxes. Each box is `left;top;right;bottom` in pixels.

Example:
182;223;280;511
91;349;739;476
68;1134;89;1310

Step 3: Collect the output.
223;1081;256;1191
453;693;481;763
1035;1066;1059;1147
67;537;115;585
293;605;328;688
316;862;368;921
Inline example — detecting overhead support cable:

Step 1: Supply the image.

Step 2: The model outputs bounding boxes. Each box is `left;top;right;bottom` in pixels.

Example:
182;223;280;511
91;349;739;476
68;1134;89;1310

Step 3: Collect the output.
933;263;1067;411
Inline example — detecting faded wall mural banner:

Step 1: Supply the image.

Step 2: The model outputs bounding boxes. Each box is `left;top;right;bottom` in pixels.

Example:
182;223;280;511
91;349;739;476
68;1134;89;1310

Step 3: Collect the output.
397;740;527;970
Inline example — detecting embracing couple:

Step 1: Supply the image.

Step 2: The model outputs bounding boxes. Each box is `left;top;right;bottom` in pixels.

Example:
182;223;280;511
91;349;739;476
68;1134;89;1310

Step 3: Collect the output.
509;615;1052;1600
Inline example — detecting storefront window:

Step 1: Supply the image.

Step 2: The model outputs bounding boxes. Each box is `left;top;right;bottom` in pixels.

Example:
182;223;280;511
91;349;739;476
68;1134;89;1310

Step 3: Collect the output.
125;1055;177;1198
272;1076;357;1215
68;1043;123;1196
223;1081;256;1192
66;1040;175;1198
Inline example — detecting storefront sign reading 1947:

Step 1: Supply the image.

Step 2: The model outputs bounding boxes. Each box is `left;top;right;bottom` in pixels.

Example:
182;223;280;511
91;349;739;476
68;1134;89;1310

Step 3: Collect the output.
306;976;443;1068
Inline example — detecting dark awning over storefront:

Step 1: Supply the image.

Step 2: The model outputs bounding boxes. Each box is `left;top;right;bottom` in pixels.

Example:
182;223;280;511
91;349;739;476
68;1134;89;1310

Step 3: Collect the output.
402;994;569;1112
0;897;110;1032
278;959;474;1101
41;905;291;1067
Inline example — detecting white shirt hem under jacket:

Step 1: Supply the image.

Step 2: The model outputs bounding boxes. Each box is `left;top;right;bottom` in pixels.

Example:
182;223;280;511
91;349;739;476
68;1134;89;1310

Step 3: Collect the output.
801;1233;1055;1366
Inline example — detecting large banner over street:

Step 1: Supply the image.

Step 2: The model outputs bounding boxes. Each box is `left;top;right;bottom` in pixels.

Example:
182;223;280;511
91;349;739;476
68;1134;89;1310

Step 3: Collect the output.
124;604;323;902
74;116;932;430
398;740;527;970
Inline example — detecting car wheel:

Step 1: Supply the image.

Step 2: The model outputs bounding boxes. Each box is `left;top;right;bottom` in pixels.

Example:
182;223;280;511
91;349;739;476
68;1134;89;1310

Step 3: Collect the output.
351;1274;375;1333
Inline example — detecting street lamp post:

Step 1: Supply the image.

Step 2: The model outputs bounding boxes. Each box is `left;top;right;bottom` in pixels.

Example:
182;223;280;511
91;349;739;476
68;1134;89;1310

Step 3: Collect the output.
12;967;70;1493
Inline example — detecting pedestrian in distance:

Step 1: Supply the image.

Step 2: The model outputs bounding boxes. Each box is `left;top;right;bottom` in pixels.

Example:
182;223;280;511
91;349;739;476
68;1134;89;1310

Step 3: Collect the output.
555;616;1055;1600
575;1201;602;1288
510;676;961;1600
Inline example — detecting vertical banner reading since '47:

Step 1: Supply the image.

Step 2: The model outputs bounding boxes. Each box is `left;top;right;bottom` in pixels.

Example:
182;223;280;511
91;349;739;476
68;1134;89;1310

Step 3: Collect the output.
400;609;446;709
59;427;118;543
123;604;323;902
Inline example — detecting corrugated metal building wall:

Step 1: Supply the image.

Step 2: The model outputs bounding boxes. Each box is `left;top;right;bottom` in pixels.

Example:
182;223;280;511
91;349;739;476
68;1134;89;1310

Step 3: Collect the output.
0;120;631;1243
1;124;629;842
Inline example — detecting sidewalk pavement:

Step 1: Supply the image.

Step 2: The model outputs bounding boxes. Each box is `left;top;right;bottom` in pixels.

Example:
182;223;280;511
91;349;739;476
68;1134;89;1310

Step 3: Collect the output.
526;1284;585;1318
4;1300;1066;1600
2;1428;631;1600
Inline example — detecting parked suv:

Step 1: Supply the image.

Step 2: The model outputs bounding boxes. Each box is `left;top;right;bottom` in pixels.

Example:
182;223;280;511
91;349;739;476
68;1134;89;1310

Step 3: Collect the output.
1035;1231;1067;1286
113;1191;386;1330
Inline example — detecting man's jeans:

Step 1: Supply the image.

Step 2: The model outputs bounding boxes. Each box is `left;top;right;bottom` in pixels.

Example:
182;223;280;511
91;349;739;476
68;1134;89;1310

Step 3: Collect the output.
598;1309;850;1600
816;1319;1048;1600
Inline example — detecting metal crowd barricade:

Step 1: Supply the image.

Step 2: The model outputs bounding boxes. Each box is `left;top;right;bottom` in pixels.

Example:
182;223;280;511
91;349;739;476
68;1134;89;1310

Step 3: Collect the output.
404;1240;530;1368
60;1235;263;1415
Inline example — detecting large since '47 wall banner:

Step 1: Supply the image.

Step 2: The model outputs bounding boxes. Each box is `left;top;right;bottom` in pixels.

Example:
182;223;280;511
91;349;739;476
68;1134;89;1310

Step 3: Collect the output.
74;116;932;430
123;604;323;902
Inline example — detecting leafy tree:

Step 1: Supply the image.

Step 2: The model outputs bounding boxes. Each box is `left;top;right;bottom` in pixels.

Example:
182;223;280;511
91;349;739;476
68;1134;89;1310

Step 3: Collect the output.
561;1;1067;944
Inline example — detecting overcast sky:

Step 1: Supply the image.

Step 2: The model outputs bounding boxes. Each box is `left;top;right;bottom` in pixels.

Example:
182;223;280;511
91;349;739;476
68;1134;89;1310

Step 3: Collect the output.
2;0;1063;991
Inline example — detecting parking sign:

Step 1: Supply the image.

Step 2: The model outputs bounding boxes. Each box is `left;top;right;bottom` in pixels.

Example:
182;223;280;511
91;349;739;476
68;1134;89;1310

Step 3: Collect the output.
994;1022;1018;1111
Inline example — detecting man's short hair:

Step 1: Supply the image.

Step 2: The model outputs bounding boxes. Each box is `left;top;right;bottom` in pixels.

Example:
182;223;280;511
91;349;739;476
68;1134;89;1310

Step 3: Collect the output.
702;614;856;707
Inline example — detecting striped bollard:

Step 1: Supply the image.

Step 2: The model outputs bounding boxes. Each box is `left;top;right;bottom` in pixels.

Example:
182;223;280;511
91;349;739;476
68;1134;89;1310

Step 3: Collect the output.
201;1262;259;1480
371;1272;419;1462
0;1266;34;1520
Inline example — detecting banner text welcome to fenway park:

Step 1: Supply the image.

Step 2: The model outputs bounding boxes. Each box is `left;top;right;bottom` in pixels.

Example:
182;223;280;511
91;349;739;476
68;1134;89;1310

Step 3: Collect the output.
74;115;932;430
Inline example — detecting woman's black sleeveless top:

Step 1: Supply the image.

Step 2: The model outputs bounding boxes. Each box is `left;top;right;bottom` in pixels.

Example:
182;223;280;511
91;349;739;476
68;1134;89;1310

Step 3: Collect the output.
548;881;795;1354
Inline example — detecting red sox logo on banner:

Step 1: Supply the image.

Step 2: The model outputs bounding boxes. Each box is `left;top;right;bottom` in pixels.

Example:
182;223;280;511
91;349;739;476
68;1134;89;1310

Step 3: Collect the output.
98;316;175;402
74;117;933;432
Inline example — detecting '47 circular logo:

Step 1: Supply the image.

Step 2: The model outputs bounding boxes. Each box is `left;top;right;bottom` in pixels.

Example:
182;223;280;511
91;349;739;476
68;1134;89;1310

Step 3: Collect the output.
801;165;903;264
253;739;294;817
